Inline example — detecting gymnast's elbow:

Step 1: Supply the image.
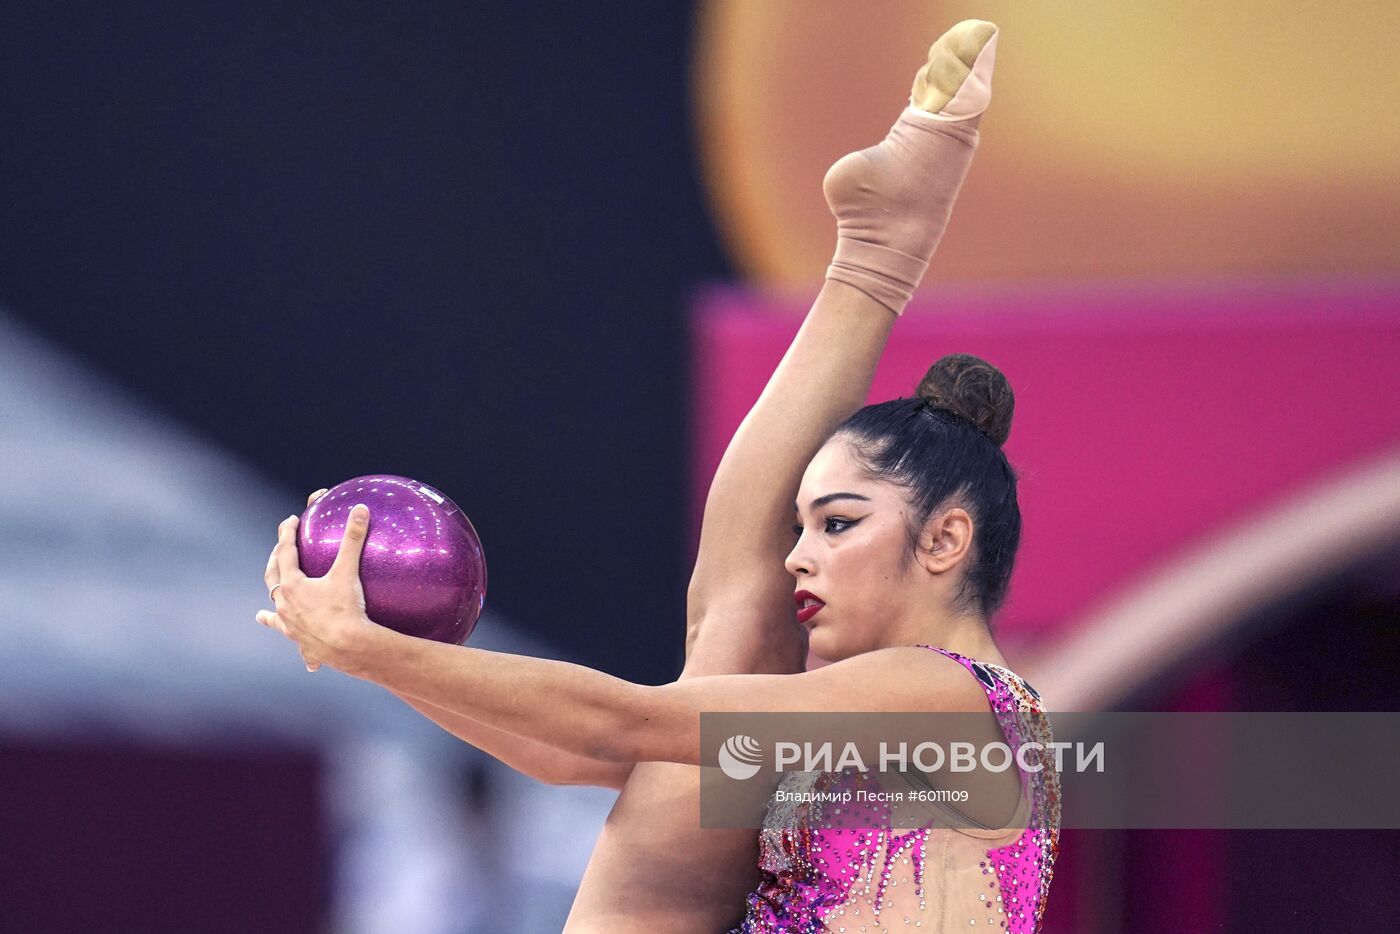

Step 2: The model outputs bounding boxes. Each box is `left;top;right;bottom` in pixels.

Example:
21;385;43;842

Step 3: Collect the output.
589;684;675;765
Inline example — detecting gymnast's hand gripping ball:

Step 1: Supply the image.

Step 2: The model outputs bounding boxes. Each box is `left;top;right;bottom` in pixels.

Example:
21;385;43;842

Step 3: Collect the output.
297;474;486;645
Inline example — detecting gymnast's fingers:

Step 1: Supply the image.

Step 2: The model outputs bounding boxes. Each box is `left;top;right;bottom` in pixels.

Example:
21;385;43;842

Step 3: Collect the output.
275;515;305;585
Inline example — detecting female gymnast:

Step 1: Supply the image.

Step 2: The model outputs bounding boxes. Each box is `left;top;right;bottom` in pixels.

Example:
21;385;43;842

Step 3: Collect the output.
260;19;1061;932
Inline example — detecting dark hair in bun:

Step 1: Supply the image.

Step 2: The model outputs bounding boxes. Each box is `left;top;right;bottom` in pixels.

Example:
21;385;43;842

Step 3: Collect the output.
832;353;1021;619
916;353;1014;447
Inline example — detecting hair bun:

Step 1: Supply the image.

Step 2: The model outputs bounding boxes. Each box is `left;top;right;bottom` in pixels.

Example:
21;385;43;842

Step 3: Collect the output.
915;353;1015;447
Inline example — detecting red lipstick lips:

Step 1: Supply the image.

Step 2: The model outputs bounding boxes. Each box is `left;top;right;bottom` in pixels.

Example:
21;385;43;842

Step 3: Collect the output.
794;590;825;624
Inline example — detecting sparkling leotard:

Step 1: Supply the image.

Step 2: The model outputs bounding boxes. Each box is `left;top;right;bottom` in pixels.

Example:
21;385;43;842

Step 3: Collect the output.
727;645;1061;933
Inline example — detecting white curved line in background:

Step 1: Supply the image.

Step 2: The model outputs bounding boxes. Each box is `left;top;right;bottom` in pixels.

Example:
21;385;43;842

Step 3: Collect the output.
1022;449;1400;711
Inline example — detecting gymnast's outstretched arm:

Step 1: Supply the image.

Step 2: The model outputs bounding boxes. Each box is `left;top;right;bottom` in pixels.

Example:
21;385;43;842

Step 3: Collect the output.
262;604;991;767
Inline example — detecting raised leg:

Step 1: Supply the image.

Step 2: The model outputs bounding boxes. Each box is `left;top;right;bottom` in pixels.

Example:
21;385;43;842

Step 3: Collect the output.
685;19;998;676
564;21;1000;932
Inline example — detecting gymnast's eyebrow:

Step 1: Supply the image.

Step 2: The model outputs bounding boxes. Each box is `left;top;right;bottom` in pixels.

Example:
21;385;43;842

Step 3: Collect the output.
794;492;872;514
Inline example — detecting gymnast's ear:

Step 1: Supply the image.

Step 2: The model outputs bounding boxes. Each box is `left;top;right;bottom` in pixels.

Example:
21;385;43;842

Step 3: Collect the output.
913;505;974;576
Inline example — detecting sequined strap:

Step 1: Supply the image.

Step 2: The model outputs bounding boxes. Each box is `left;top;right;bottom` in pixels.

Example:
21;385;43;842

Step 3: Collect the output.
913;643;1043;704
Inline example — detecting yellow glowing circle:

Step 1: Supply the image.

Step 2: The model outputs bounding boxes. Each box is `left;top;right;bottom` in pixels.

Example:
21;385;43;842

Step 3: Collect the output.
692;0;1400;286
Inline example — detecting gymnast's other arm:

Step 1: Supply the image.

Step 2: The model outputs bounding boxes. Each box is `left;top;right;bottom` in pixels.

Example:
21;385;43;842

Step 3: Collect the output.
274;600;976;767
392;691;634;789
257;508;981;763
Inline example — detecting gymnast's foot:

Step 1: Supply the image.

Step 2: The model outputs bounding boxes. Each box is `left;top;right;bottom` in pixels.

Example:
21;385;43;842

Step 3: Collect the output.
823;20;999;315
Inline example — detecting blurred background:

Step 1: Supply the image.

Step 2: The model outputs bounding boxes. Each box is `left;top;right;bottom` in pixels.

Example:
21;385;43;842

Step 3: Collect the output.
1;1;1397;931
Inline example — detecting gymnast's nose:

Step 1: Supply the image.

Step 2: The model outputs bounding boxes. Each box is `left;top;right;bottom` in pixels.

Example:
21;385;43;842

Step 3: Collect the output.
784;537;814;578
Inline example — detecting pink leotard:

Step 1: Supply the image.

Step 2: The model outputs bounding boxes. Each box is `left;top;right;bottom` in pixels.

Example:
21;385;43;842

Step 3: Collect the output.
727;644;1062;933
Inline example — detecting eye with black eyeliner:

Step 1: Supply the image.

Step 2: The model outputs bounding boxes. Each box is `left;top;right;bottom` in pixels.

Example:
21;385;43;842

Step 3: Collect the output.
791;517;858;536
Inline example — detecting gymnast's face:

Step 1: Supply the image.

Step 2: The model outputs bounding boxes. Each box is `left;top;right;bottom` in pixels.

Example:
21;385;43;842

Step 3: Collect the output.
785;435;922;661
